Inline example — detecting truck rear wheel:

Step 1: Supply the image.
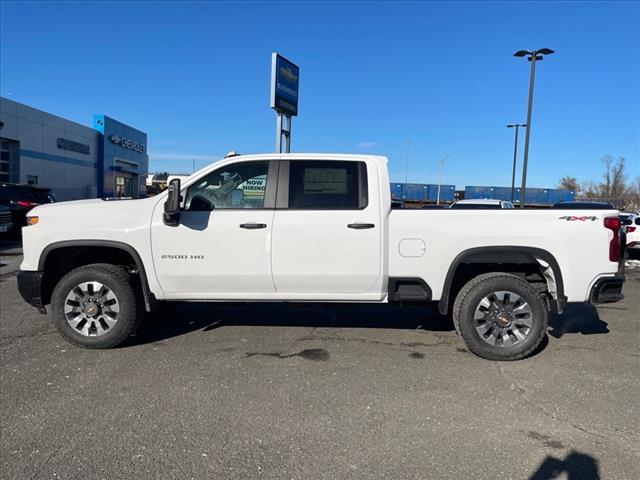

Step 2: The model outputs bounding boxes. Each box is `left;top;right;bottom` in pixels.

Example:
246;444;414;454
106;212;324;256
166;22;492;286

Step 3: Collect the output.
454;272;547;361
50;263;142;349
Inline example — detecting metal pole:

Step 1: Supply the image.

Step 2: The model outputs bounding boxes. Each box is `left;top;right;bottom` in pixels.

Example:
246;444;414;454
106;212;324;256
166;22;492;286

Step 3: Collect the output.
404;140;410;184
284;115;291;153
437;156;447;205
520;53;537;207
276;112;283;153
510;125;520;202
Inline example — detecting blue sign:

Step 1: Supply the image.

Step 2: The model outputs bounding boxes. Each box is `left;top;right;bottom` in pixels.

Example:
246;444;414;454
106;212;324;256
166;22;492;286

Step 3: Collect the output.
271;53;299;116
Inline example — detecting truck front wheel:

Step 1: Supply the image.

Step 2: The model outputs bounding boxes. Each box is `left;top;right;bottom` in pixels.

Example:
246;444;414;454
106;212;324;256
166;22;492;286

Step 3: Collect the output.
453;273;547;361
50;263;142;349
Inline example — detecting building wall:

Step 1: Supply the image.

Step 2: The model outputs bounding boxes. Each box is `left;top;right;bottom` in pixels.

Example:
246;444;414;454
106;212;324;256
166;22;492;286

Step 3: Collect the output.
93;115;148;198
0;97;99;200
0;97;147;201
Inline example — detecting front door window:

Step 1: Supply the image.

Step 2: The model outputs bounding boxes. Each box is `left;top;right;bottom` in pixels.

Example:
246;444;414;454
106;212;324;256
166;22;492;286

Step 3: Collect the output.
184;162;269;210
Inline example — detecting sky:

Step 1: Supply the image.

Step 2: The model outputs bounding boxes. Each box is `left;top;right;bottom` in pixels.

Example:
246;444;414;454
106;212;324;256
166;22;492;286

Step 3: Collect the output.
1;0;638;189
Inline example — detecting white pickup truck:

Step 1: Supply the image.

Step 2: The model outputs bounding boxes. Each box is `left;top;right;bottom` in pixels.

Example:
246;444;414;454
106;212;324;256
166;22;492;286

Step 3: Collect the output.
17;154;625;360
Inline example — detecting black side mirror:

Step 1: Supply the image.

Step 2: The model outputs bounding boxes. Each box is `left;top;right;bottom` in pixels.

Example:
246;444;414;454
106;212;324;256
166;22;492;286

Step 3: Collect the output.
163;178;181;226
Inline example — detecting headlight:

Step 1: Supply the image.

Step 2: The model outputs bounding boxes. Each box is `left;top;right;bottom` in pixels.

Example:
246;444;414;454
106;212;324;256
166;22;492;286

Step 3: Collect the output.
26;216;39;226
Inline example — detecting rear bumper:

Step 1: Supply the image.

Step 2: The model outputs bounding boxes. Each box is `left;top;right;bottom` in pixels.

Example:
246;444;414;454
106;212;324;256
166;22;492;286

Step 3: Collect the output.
17;271;46;313
590;275;625;304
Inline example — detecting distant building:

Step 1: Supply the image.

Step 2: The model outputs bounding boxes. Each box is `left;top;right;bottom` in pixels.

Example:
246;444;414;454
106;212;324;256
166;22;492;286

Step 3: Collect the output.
0;97;148;200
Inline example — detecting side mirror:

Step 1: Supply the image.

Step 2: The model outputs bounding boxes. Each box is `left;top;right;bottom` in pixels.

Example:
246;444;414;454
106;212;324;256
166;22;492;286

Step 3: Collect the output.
163;178;181;226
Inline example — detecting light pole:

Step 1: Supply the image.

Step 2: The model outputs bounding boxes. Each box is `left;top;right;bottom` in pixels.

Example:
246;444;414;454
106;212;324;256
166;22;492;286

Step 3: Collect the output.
403;139;410;184
506;123;526;203
514;48;554;207
436;155;450;205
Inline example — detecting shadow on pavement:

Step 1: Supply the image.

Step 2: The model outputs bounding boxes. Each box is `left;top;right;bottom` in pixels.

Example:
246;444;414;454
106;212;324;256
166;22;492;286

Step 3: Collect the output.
126;302;454;347
0;239;22;253
548;303;609;338
529;451;600;480
126;297;612;349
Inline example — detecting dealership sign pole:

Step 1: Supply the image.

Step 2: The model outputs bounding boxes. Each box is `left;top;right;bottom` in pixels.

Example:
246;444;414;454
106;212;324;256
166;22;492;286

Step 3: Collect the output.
271;53;299;153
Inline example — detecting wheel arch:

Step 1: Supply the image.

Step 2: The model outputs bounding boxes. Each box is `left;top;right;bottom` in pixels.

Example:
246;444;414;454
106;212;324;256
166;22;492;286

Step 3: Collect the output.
438;246;566;315
38;240;157;312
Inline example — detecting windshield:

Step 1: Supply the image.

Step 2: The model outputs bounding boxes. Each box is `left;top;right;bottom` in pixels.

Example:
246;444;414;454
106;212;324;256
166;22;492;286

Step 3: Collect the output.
0;185;35;203
31;189;56;203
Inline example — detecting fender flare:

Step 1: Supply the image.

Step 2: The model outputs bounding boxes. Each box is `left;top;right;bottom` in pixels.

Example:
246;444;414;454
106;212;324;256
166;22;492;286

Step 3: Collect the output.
437;246;566;315
38;240;158;312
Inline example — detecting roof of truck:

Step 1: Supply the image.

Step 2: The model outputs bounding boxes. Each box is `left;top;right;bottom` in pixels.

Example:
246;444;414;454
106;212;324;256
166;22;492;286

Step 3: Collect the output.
227;153;388;162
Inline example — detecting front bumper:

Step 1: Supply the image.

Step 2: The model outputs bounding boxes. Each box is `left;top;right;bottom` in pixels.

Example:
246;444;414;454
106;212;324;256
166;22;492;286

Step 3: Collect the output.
17;271;46;313
590;275;625;304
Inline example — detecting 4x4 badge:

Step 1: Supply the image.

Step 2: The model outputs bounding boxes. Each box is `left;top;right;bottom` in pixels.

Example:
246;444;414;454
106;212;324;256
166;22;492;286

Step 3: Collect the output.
558;216;598;222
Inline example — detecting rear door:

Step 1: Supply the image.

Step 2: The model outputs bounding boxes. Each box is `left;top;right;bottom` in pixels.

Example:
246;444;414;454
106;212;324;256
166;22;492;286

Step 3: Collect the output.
271;159;382;296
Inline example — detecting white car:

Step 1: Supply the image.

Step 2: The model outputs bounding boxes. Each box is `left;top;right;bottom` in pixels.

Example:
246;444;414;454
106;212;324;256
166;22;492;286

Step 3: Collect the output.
17;153;625;360
621;213;640;252
450;199;515;209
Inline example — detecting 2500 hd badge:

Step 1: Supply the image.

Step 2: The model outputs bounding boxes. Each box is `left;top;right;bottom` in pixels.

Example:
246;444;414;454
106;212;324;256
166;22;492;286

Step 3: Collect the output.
161;254;205;260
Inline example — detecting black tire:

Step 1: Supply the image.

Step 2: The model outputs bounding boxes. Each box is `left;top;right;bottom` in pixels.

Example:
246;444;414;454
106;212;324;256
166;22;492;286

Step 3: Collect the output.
50;263;143;349
454;272;547;361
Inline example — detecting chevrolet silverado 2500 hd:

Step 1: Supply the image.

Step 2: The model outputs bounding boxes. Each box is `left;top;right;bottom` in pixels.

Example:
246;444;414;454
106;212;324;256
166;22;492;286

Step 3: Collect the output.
17;154;625;360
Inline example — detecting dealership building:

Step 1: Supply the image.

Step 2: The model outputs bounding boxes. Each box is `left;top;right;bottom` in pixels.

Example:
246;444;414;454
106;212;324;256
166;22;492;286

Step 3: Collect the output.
0;97;148;200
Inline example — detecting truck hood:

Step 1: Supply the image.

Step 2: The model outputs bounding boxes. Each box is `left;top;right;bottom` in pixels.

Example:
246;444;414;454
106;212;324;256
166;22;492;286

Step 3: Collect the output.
31;197;155;215
29;197;160;236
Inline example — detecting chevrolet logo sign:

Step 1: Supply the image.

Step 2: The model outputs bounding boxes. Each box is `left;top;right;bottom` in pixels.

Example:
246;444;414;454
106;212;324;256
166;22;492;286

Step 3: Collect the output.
280;66;298;83
108;134;144;153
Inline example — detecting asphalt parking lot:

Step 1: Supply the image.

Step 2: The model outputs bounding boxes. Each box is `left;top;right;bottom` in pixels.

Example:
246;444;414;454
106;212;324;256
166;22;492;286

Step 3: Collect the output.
1;241;639;480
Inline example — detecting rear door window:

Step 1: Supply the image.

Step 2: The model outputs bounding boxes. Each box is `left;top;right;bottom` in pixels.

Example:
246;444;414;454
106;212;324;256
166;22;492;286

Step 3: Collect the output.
287;161;368;209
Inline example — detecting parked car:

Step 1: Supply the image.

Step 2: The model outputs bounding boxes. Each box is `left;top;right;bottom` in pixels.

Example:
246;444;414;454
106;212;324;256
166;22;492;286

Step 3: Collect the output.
621;213;640;254
449;199;515;209
18;153;624;361
0;183;56;233
0;204;13;237
552;201;617;209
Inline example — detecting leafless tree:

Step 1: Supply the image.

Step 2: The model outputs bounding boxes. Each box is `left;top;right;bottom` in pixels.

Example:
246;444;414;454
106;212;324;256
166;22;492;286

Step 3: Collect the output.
557;176;579;191
599;155;628;198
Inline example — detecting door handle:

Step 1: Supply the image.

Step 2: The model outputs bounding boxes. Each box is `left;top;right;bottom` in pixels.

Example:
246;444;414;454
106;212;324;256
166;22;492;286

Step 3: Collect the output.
239;223;267;229
347;223;375;229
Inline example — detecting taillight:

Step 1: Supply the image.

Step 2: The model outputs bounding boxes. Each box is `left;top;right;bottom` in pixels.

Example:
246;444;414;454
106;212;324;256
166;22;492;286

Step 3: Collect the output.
16;200;38;207
626;226;636;233
604;216;621;262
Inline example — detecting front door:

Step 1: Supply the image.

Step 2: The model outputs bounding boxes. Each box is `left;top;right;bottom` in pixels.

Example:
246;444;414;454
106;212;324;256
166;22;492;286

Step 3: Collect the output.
151;160;277;297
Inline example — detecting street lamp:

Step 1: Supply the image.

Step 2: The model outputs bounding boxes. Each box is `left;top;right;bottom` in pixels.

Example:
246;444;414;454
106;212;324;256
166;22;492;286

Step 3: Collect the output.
514;48;554;207
506;123;526;202
403;139;410;184
436;155;450;205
